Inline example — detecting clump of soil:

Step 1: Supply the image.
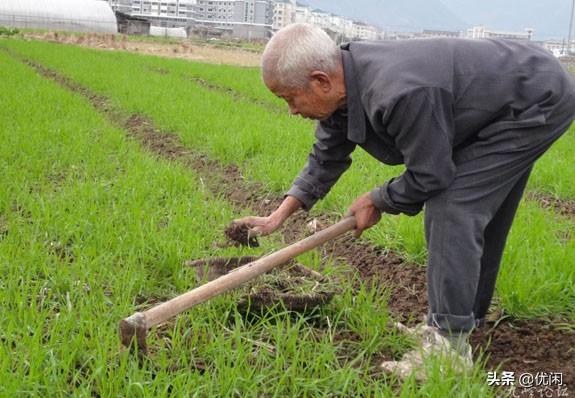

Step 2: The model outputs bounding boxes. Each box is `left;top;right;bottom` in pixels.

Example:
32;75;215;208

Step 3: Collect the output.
185;256;261;281
224;222;259;247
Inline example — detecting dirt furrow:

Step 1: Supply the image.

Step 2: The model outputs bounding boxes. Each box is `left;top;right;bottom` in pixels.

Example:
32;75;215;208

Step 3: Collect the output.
8;49;574;388
142;65;286;115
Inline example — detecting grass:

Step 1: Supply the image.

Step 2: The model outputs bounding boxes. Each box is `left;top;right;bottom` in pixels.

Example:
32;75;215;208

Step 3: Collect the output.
4;38;573;322
0;41;500;396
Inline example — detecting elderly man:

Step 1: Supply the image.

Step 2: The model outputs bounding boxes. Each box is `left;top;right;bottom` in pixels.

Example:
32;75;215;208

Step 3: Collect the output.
235;23;575;377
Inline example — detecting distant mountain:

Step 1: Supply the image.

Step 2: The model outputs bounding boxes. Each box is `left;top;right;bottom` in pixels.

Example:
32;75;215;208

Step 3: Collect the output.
300;0;467;32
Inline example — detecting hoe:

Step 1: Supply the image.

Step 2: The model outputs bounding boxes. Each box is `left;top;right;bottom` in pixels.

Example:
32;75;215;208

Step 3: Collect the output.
119;216;357;353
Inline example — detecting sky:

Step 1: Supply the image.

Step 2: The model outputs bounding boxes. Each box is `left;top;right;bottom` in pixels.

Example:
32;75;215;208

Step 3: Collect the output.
441;0;574;40
302;0;575;40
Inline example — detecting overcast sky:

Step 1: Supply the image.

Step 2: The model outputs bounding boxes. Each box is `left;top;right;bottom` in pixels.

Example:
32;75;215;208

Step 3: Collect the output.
302;0;574;40
441;0;574;39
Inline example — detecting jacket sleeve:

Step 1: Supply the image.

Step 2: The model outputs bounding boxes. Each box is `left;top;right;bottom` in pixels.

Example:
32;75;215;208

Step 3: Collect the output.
286;115;356;211
370;87;456;216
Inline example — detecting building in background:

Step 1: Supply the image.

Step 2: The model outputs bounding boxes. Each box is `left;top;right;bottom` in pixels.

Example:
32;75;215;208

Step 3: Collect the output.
232;0;272;39
294;3;311;24
350;21;379;40
543;39;575;57
272;0;296;31
193;0;236;36
116;11;151;35
108;0;272;39
467;26;534;41
288;3;380;42
421;29;461;38
115;0;196;28
384;26;536;42
108;0;131;14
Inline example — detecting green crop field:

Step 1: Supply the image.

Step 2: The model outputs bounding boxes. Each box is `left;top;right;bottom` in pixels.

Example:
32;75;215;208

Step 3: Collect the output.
0;37;573;397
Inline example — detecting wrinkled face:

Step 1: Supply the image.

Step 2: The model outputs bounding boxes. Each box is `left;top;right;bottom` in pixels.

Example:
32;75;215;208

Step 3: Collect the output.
266;75;340;121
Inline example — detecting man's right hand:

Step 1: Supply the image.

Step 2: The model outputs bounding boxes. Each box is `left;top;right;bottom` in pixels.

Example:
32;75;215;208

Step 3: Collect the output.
232;195;303;237
233;215;283;237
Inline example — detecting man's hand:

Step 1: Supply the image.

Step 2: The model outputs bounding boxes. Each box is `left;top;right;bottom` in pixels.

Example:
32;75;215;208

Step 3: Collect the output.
346;192;382;238
233;215;283;237
233;195;303;237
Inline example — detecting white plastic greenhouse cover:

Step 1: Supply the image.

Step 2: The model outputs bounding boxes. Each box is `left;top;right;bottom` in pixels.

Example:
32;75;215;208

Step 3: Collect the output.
0;0;117;33
149;26;187;39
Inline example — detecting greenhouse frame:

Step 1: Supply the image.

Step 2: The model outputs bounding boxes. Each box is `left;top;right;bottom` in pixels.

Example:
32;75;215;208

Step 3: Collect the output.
0;0;117;33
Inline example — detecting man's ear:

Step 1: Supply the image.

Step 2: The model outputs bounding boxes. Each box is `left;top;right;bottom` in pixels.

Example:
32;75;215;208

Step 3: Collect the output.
309;71;332;93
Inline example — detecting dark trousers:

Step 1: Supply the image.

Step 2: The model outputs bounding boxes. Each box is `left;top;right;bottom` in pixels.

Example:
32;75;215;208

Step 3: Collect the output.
425;116;574;333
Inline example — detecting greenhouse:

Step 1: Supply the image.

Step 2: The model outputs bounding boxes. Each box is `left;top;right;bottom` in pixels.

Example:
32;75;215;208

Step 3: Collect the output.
0;0;117;33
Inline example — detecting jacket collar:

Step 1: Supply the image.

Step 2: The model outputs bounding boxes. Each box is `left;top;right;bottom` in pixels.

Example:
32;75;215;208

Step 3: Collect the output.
341;44;367;144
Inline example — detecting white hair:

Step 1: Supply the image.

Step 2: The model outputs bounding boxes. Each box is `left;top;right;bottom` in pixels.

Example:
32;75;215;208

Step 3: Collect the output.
262;23;341;88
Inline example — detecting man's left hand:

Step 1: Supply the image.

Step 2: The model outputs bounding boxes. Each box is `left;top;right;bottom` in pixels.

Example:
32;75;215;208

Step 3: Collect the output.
346;192;382;238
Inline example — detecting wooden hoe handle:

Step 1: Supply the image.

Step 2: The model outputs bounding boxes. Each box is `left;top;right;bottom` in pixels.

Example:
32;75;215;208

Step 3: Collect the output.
120;216;357;348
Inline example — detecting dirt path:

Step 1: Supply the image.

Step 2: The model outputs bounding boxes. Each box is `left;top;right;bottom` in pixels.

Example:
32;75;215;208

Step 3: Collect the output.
6;48;574;391
24;32;262;67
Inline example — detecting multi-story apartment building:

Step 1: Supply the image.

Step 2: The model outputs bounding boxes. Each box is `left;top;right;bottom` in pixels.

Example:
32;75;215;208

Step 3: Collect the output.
109;0;195;27
194;0;235;28
294;3;310;24
233;0;271;25
142;0;195;27
231;0;272;39
351;21;379;40
271;0;296;31
290;4;380;41
108;0;133;14
308;8;330;30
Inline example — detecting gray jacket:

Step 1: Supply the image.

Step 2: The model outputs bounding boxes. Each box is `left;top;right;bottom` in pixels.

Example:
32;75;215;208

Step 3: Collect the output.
286;38;575;215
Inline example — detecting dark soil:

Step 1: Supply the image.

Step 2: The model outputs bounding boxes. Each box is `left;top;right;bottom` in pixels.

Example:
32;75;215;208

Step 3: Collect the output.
186;255;336;312
236;289;334;312
527;191;575;218
143;65;285;114
224;222;259;247
186;255;262;281
185;75;285;114
14;51;573;390
0;213;8;242
471;320;575;393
